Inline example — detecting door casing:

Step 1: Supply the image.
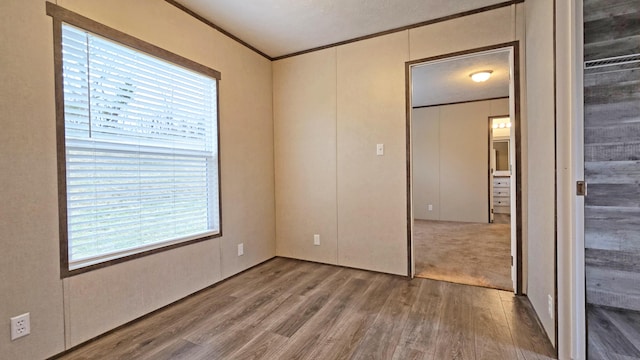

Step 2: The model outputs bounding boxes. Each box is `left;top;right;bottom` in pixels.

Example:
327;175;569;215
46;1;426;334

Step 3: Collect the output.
405;42;523;295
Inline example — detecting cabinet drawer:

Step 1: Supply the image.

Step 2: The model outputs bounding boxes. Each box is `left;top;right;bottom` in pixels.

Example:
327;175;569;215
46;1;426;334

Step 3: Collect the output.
493;177;511;188
493;188;509;197
494;196;510;207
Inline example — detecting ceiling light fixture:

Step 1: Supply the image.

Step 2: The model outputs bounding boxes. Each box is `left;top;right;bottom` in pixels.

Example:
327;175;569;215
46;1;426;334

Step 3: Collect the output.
470;70;493;82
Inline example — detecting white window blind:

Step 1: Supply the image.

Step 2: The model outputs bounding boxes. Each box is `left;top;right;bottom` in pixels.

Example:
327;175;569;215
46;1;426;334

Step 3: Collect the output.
61;24;220;269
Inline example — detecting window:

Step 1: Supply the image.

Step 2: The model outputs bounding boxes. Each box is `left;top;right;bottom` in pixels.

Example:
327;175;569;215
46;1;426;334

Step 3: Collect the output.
49;4;221;276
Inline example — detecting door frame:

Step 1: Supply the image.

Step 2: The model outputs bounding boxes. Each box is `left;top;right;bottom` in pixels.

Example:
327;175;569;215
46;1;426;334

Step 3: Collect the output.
555;0;585;357
405;41;523;294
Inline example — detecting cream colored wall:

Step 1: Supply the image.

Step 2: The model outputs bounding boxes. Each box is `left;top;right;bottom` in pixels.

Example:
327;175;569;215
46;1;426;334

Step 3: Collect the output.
0;0;275;358
336;31;409;275
274;32;410;275
493;124;511;138
274;5;526;278
273;48;338;264
409;6;517;60
0;1;65;358
440;101;489;223
524;0;557;345
412;107;441;220
412;99;509;222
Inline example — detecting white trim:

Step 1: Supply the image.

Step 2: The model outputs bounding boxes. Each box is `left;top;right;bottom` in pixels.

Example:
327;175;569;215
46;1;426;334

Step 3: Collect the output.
556;0;586;358
572;0;586;357
507;46;518;294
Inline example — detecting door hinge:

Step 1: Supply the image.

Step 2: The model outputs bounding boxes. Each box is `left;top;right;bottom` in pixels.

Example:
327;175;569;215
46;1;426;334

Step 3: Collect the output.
577;181;587;196
511;255;513;266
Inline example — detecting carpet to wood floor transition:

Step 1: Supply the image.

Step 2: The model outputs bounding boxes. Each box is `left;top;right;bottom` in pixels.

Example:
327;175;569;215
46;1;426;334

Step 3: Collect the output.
414;219;513;291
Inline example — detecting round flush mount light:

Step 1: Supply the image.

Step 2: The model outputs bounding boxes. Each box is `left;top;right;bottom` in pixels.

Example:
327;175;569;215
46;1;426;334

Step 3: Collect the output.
470;70;493;82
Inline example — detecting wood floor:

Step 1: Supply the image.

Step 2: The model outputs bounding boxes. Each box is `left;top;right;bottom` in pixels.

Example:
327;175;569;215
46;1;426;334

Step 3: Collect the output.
588;305;640;360
55;258;555;360
414;219;512;291
583;0;640;358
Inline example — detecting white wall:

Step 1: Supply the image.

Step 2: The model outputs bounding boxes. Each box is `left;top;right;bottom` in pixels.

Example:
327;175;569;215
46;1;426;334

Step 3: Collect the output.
524;0;557;345
412;99;509;222
0;0;275;358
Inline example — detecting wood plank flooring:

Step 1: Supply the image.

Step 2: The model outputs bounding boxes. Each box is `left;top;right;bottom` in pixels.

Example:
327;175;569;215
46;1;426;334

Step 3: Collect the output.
583;0;640;62
54;258;555;360
414;219;512;291
583;0;640;357
588;305;640;360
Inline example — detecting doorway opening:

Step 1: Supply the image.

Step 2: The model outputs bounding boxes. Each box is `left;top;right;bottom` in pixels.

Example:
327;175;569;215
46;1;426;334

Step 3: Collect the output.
490;115;512;226
406;42;522;294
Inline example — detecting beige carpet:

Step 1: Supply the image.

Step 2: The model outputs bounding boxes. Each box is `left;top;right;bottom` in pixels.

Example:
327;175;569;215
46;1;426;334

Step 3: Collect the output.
414;219;513;291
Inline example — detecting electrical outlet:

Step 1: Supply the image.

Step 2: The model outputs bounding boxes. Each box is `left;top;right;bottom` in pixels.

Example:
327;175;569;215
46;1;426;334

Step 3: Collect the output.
11;313;30;341
313;234;320;246
237;243;244;256
428;204;433;211
548;294;554;319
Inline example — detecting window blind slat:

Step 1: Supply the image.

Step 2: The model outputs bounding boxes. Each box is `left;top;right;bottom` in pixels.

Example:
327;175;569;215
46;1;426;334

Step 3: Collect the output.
88;39;208;87
69;212;209;241
65;138;214;157
61;23;219;266
87;63;210;102
68;201;209;227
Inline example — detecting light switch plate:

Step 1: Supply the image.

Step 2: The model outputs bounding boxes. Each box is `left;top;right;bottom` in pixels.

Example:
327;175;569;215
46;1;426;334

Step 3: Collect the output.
376;144;384;156
313;234;320;246
238;243;244;256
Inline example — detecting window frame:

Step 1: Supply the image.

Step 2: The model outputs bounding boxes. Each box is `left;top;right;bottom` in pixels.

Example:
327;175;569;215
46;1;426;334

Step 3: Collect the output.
47;3;222;278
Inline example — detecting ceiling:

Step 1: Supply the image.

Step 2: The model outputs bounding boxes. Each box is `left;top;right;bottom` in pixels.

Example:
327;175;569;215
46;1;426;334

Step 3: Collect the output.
173;0;512;105
174;0;510;58
411;50;510;108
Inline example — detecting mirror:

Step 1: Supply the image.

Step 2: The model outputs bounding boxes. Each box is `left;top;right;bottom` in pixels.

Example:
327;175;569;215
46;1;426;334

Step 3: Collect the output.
491;116;511;176
494;140;509;172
